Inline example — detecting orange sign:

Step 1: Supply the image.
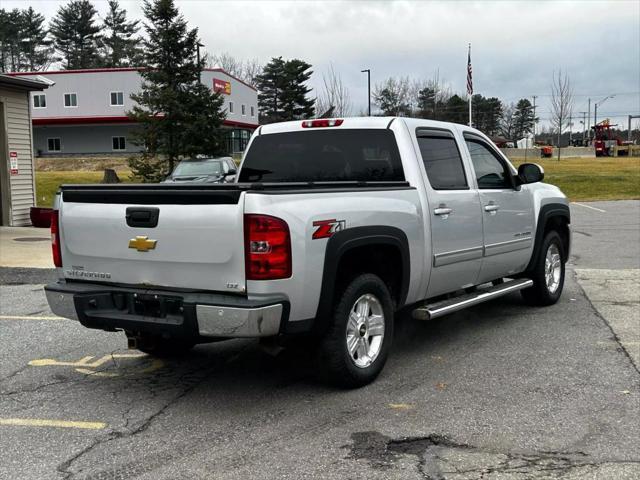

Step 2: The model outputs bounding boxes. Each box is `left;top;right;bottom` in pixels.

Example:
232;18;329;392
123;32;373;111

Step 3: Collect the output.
213;78;231;95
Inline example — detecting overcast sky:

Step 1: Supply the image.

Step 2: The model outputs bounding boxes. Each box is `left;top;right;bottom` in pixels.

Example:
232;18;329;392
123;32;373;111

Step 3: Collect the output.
9;0;640;130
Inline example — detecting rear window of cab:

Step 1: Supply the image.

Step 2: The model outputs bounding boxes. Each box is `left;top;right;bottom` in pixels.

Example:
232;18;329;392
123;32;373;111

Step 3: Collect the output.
239;129;405;183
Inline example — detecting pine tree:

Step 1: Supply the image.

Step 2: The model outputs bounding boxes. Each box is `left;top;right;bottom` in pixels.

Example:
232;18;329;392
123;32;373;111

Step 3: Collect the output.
417;87;437;119
472;95;503;136
0;9;22;72
256;57;286;123
127;0;226;182
50;0;102;69
281;59;315;120
513;98;537;140
20;7;52;71
256;57;315;123
100;0;142;67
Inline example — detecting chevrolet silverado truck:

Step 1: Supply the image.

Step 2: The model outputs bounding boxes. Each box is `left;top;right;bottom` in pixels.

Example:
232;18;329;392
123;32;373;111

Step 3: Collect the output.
45;117;570;387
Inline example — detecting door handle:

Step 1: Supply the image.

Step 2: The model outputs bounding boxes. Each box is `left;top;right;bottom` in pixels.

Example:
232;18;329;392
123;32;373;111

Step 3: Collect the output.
434;206;453;216
484;203;500;213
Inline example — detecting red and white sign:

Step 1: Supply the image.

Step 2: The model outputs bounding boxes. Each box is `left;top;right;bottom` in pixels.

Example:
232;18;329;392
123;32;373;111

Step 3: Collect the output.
213;78;232;95
9;151;18;175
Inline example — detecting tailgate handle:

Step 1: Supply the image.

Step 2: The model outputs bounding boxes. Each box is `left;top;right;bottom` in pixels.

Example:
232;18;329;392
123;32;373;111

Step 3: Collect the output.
126;207;159;228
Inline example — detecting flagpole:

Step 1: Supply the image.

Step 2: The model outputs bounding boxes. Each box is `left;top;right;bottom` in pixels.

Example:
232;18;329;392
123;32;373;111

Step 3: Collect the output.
467;43;472;127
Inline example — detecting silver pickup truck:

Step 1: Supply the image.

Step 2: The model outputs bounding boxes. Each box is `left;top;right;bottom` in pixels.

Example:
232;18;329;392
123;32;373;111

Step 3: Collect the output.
45;117;570;387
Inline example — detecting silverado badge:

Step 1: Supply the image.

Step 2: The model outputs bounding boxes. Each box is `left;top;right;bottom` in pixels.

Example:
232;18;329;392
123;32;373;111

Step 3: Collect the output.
128;236;157;252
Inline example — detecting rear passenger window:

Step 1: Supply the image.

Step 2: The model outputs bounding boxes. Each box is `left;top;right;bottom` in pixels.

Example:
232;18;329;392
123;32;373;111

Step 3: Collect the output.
239;130;404;182
465;140;512;189
416;134;468;190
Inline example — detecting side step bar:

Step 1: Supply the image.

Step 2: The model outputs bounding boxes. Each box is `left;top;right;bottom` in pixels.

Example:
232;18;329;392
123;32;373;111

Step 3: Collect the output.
412;278;533;321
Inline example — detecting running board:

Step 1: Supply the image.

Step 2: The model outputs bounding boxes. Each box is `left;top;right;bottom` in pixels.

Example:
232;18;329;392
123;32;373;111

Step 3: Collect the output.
412;278;533;321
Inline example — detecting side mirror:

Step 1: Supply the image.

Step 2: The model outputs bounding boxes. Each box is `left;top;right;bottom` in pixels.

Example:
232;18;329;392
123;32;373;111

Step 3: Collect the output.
223;168;237;177
517;163;544;184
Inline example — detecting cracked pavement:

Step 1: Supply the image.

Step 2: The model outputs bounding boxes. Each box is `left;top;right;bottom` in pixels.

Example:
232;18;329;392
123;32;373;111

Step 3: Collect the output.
1;200;639;479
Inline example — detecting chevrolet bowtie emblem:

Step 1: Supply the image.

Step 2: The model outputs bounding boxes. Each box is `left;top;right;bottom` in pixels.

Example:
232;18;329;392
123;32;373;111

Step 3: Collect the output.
128;236;157;252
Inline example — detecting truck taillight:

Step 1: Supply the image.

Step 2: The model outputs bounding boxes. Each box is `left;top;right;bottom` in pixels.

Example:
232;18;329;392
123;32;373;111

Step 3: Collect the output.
244;214;291;280
51;210;62;267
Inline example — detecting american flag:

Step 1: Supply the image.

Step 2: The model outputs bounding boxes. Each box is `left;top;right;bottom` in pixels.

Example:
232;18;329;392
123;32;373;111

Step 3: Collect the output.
467;45;473;96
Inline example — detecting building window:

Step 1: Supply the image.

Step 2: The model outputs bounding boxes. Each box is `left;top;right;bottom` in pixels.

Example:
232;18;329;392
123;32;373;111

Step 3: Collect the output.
64;93;77;108
33;94;46;108
250;106;255;117
229;101;234;113
110;91;124;106
112;136;126;151
47;138;61;152
241;104;246;116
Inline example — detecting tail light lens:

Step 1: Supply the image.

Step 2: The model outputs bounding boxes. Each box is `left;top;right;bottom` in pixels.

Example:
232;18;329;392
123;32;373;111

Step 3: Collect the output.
244;214;291;280
51;210;62;267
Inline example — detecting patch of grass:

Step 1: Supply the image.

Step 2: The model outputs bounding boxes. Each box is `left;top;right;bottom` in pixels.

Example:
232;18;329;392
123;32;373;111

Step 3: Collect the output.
35;170;133;207
35;156;131;172
512;157;640;201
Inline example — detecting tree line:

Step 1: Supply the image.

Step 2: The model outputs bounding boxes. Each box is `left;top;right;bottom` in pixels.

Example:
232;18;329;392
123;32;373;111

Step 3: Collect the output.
0;0;142;71
372;74;538;140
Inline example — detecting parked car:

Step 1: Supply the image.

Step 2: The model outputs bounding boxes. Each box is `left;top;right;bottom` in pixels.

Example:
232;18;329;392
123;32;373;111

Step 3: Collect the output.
163;157;237;183
45;117;570;387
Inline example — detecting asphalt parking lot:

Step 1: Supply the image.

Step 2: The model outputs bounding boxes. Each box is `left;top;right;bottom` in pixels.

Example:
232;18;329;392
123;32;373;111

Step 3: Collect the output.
1;200;638;480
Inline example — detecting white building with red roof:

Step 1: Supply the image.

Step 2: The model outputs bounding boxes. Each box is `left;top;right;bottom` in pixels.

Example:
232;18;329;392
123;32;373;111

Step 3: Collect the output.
10;67;258;157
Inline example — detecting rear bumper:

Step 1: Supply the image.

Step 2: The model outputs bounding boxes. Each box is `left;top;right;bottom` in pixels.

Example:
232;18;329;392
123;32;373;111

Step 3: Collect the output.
45;281;287;338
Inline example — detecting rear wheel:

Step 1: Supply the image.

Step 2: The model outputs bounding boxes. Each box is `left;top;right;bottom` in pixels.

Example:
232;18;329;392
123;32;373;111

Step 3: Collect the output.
521;231;565;306
126;332;195;357
316;273;394;388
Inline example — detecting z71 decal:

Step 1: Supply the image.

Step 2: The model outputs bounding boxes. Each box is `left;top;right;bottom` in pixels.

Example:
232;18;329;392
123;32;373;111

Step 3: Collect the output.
312;219;346;240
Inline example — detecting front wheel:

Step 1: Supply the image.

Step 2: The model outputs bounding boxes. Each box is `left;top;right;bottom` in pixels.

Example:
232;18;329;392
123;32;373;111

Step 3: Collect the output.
521;231;565;306
316;273;394;388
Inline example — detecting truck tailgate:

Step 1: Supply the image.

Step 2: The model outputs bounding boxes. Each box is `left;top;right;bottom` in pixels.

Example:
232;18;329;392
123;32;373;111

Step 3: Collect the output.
58;185;246;293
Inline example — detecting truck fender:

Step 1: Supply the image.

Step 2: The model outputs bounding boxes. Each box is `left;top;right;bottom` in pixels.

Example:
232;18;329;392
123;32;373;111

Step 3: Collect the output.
314;225;411;325
525;203;571;272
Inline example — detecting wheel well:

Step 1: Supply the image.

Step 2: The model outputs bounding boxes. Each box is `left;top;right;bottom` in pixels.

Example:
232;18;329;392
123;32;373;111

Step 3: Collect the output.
335;244;403;307
544;215;570;261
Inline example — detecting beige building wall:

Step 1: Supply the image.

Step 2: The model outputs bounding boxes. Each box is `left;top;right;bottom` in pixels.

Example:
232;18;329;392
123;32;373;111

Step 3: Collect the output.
0;87;37;226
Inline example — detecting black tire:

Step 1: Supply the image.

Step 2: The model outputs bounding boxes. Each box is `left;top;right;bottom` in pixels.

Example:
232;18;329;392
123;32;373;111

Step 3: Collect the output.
127;332;195;357
316;273;394;388
521;230;565;306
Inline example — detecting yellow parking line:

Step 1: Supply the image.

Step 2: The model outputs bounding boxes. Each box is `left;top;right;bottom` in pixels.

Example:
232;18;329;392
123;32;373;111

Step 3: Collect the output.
0;418;106;430
0;315;63;321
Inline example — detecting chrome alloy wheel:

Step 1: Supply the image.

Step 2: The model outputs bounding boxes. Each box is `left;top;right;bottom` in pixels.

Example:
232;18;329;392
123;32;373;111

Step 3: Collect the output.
345;294;385;368
545;243;562;294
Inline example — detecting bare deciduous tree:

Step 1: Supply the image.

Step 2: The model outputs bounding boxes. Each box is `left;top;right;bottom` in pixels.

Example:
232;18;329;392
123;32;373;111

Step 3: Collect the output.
315;63;352;117
550;70;574;160
500;103;516;140
373;76;412;116
207;51;262;88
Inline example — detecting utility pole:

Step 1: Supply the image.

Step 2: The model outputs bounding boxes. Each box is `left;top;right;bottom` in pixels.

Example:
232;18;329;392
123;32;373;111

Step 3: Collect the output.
580;111;587;144
532;95;538;145
361;69;371;116
196;41;204;83
568;114;573;145
587;98;591;143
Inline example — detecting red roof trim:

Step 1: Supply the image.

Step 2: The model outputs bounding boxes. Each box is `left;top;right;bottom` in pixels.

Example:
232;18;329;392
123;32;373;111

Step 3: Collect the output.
223;119;260;129
32;115;259;129
8;67;257;91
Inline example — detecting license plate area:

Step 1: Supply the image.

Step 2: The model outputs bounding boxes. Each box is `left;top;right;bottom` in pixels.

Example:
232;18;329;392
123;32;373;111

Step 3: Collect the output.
113;292;183;319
